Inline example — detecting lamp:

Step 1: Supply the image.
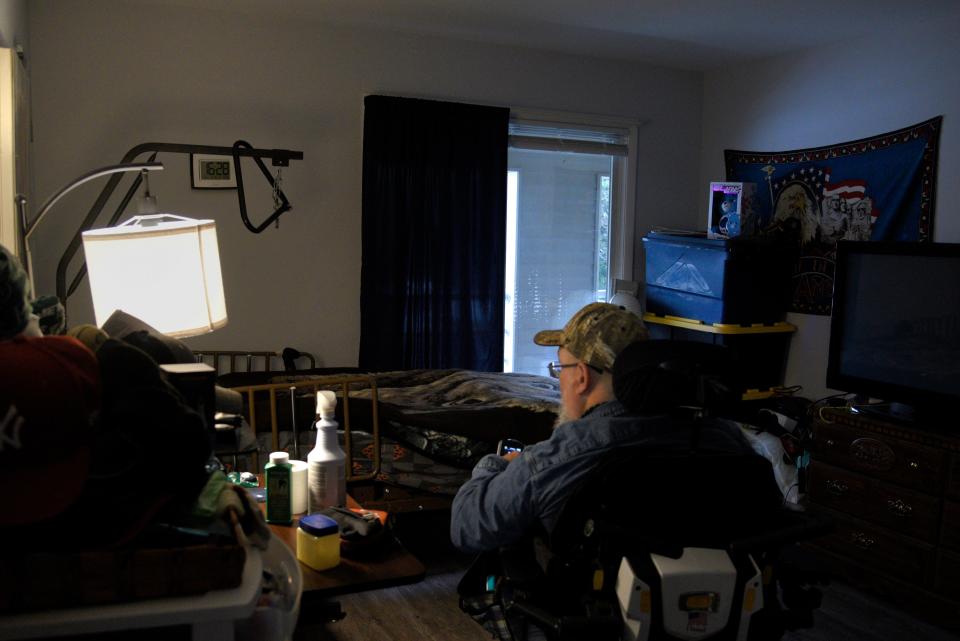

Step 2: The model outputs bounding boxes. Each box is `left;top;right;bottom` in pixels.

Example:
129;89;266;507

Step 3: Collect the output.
19;161;227;337
18;141;302;331
609;278;643;315
82;214;227;338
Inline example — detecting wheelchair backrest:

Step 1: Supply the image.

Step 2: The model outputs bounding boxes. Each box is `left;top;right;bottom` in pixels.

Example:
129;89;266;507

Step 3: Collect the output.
548;434;786;562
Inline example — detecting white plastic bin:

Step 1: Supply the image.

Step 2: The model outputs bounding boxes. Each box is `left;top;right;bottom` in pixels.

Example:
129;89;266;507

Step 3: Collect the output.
235;533;303;641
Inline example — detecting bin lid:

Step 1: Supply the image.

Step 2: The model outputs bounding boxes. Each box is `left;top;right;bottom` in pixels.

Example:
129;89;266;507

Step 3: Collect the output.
299;513;339;537
644;231;785;251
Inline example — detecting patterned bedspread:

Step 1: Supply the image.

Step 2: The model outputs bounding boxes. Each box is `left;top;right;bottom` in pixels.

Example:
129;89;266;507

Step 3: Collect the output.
353;369;560;414
238;368;560;470
272;368;560;413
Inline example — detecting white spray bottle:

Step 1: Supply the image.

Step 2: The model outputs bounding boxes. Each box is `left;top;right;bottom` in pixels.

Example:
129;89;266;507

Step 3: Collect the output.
307;390;346;510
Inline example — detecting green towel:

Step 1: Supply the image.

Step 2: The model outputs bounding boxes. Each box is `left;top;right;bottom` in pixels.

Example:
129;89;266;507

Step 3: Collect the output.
192;470;231;518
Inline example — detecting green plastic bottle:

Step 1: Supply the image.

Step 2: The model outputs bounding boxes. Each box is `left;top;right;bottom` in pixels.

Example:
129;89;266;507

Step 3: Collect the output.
265;451;293;524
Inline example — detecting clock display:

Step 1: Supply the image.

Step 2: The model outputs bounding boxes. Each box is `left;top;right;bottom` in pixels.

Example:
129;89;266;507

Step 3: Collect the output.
191;154;237;189
201;160;231;180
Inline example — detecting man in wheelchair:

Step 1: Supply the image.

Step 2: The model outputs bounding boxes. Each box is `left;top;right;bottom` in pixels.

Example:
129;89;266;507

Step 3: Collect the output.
450;302;827;641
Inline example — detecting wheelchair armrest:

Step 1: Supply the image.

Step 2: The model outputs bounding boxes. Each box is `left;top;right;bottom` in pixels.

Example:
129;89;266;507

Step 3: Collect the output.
212;412;257;453
508;598;621;641
728;510;834;555
500;545;546;585
214;412;243;429
508;601;561;632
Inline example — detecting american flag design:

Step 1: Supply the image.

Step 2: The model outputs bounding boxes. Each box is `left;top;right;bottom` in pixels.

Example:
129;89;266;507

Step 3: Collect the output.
725;116;941;315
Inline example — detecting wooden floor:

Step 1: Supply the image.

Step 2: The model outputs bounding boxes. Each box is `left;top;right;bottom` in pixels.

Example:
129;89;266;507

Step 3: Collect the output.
781;581;960;641
295;512;960;641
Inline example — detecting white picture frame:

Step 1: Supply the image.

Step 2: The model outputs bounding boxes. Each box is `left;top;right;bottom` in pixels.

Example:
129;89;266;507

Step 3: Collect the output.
191;153;237;189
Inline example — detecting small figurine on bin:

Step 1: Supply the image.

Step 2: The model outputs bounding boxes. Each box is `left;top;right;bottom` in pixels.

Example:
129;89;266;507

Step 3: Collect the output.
708;182;756;239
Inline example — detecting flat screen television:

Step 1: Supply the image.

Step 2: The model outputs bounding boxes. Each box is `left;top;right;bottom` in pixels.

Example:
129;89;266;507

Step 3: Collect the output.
826;240;960;423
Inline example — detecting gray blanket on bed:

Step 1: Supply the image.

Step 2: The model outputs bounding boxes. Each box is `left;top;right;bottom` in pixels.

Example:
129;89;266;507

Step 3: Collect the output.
350;369;560;414
251;368;560;463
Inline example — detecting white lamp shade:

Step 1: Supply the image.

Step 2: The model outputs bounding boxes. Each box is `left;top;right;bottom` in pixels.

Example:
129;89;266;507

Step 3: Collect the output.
82;214;227;337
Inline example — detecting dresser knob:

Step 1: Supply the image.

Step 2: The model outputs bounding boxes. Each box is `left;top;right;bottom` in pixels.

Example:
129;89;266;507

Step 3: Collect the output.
886;499;913;517
851;531;876;549
826;479;848;496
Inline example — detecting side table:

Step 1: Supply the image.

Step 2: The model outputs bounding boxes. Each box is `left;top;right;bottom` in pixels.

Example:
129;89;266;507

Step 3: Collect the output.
261;496;425;610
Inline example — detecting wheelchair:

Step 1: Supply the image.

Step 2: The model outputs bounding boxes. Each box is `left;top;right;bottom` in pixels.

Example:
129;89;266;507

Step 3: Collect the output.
458;340;831;641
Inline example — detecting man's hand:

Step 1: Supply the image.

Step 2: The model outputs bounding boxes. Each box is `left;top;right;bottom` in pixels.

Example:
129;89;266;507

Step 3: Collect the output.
502;450;522;462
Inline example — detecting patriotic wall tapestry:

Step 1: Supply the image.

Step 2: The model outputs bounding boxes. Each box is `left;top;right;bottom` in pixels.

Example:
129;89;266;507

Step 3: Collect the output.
725;116;942;315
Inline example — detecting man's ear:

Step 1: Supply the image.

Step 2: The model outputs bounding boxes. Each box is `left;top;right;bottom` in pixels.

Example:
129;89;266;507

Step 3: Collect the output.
573;361;593;395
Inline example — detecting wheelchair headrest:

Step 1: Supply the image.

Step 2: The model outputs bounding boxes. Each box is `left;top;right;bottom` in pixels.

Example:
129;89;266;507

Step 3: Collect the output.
612;340;744;415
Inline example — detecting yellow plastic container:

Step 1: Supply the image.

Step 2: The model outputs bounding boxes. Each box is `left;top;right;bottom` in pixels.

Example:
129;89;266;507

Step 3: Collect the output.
296;513;340;571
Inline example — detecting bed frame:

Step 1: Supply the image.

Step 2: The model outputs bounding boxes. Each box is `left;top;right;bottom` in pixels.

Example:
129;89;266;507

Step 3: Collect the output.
227;374;383;484
195;349;466;513
193;349;378;478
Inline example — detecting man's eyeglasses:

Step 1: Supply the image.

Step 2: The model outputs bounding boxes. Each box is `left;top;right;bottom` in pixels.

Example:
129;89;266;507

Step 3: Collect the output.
547;361;604;378
547;361;577;378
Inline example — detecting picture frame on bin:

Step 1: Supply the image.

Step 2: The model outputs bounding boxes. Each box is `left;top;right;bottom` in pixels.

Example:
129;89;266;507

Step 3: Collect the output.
707;182;757;239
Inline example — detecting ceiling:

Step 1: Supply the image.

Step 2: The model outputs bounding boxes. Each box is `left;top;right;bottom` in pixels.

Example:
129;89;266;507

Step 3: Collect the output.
134;0;958;70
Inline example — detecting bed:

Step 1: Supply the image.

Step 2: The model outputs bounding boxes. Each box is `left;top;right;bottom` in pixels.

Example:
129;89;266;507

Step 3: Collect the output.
196;350;561;512
197;348;802;514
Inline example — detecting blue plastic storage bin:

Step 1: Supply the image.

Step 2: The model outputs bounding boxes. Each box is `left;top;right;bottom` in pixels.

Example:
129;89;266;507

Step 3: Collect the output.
643;232;793;324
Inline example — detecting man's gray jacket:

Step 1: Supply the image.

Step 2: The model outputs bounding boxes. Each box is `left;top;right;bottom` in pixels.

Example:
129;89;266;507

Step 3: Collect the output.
450;400;758;553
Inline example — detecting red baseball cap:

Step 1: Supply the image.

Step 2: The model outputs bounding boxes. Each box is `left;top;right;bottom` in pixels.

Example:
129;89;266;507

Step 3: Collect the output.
0;336;100;526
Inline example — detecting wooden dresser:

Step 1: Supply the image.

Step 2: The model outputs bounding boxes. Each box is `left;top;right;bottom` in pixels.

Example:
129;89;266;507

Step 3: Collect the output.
807;407;960;627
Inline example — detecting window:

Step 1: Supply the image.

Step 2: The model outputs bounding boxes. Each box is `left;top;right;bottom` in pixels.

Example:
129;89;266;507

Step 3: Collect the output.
0;47;28;260
504;116;637;374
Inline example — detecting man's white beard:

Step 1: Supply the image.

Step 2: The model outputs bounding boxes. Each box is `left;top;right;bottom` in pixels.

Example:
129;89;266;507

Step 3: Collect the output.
553;406;572;429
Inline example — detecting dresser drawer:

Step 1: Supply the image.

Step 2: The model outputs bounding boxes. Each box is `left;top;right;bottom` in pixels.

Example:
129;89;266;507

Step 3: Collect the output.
808;461;941;542
947;455;960;500
935;549;960;600
814;421;946;493
942;501;960;552
812;508;936;586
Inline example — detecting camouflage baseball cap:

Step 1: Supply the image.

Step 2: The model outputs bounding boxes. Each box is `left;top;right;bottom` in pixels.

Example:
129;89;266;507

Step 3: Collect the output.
534;302;649;371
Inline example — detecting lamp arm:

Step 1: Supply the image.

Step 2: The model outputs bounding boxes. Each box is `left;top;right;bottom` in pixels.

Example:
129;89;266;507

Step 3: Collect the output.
65;154;159;299
24;162;164;241
18;162;163;298
56;141;304;304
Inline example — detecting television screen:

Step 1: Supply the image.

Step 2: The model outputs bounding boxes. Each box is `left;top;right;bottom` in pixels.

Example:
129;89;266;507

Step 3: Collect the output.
827;241;960;417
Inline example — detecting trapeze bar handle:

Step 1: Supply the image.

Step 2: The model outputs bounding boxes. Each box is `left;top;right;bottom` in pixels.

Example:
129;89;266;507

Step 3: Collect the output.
232;139;292;234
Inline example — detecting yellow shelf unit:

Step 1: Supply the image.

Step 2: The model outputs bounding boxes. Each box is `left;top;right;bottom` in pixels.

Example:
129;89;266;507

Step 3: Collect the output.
643;313;797;335
642;313;796;398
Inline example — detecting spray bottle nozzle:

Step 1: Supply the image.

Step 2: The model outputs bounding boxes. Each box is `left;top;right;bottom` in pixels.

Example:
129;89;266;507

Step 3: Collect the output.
316;390;337;419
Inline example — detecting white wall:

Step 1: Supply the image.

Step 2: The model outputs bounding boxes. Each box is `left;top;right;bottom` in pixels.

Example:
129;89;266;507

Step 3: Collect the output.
28;0;701;366
0;0;28;51
700;6;960;400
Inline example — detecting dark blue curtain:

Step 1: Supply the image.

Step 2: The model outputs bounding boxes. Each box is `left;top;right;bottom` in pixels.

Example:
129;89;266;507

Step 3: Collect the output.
359;95;508;371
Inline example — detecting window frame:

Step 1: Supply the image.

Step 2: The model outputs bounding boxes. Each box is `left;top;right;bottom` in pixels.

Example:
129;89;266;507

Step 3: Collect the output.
508;109;639;299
